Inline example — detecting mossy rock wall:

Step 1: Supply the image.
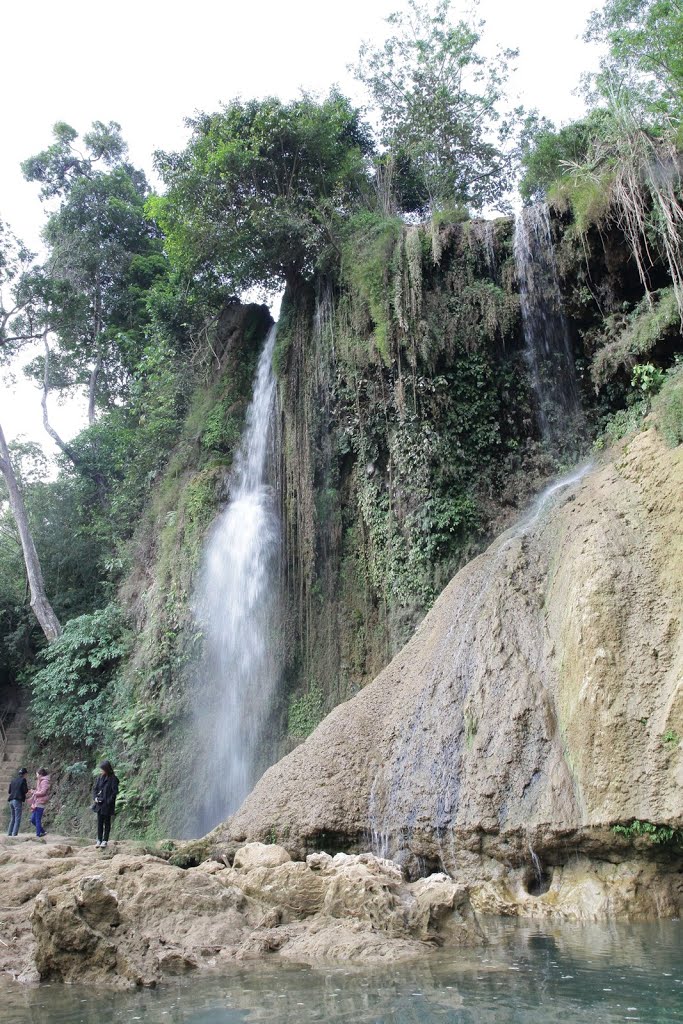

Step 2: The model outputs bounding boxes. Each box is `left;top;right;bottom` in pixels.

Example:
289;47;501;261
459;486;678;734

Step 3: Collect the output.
275;218;554;746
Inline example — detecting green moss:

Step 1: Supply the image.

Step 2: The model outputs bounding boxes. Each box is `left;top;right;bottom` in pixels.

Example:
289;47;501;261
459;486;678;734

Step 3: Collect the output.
341;211;403;363
653;359;683;447
591;288;680;386
548;172;614;235
288;682;325;739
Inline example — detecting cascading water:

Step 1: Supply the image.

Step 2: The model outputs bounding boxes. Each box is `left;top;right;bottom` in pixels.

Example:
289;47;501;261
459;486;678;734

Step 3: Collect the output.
367;463;591;866
514;204;583;450
368;212;590;861
192;324;281;833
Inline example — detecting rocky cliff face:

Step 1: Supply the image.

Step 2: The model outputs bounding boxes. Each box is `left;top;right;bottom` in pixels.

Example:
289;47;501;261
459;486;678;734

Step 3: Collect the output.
226;427;682;917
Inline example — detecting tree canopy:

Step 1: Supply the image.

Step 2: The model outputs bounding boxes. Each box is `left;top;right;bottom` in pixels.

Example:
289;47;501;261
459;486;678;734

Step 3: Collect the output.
352;0;522;214
151;92;374;296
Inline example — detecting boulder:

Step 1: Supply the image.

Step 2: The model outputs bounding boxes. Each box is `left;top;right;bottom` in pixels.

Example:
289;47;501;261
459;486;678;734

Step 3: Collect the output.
233;842;291;870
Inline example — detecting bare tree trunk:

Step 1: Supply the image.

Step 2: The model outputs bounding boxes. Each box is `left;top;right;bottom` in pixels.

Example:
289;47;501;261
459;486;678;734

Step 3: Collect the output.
41;334;83;467
88;285;102;426
88;348;102;426
0;422;61;641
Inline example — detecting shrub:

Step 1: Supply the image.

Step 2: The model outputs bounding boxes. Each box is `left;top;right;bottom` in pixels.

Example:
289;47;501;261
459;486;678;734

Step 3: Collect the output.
653;360;683;447
612;820;682;845
288;683;325;739
29;605;129;747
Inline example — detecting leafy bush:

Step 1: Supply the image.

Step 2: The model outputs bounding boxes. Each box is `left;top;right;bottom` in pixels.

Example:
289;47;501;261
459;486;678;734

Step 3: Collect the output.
631;361;665;396
612;819;682;845
288;683;325;739
30;605;129;747
653;360;683;447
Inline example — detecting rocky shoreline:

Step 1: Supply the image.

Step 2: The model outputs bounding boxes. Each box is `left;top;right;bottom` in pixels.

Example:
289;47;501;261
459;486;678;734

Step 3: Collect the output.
1;828;680;990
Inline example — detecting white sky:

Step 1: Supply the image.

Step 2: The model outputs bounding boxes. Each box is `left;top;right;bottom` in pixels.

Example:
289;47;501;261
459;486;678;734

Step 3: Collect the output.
0;0;601;454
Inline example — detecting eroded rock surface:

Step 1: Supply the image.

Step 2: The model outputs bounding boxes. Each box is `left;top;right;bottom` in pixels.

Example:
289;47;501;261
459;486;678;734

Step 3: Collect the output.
224;431;682;904
0;837;483;988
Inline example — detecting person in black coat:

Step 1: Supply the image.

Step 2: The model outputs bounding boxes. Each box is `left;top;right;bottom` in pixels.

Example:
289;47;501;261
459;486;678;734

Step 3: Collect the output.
7;767;28;836
93;760;119;848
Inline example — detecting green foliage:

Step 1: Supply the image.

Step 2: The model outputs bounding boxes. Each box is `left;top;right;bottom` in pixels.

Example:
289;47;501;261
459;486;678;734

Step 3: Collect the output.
548;172;615;236
631;361;665;395
151;92;373;296
612;819;682;844
520;111;614;203
653;358;683;445
288;683;325;739
16;121;166;412
353;0;522;213
591;288;680;386
585;0;683;117
596;399;649;447
341;212;403;361
30;605;128;747
662;728;680;745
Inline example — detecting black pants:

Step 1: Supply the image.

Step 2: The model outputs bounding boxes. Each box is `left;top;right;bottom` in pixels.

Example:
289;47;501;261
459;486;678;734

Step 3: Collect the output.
97;813;112;842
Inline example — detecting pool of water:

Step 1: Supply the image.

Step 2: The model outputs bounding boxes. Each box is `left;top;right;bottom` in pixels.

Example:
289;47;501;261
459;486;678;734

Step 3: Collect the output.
1;920;681;1023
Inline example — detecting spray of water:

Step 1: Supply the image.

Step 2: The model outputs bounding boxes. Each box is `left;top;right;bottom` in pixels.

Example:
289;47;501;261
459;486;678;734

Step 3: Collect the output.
192;325;281;833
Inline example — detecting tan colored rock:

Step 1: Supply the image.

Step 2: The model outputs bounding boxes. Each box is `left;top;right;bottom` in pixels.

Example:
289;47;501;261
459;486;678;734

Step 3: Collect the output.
0;834;485;989
233;842;291;870
226;431;682;917
228;860;326;921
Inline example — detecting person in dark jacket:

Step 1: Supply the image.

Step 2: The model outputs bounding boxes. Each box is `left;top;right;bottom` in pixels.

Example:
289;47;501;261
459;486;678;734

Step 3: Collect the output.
93;760;119;848
7;767;28;836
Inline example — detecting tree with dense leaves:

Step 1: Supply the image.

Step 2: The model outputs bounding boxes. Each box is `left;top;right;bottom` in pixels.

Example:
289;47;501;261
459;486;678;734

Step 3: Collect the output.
151;91;374;296
352;0;522;215
18;121;166;427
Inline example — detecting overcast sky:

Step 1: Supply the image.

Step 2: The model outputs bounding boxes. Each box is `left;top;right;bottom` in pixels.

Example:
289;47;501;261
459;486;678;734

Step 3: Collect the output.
1;0;601;452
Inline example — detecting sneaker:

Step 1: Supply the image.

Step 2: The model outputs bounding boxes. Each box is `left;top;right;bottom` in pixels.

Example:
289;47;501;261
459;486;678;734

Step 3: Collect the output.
95;841;101;848
100;841;108;849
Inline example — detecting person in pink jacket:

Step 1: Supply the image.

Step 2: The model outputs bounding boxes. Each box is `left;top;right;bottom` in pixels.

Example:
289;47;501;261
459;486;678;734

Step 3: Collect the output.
28;768;50;838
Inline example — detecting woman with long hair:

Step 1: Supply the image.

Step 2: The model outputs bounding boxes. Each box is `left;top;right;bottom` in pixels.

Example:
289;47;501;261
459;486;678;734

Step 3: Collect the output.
93;760;119;849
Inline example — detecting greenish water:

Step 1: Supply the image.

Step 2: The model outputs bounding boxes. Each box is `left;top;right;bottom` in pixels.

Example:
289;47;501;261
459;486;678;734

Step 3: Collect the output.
2;921;681;1023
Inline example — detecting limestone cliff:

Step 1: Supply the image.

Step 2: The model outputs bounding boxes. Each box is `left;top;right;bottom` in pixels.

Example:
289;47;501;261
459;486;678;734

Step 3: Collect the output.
226;427;682;914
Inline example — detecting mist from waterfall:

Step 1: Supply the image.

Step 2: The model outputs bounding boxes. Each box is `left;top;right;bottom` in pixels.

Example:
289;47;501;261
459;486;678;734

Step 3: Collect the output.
192;324;281;834
514;205;583;450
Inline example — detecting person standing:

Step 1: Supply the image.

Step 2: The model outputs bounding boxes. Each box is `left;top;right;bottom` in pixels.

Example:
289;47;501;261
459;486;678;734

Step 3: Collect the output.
7;767;28;836
93;760;119;849
28;768;51;838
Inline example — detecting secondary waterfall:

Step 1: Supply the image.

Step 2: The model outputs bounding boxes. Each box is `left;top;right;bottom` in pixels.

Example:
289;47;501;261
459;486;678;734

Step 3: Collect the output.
192;324;281;833
368;462;590;865
514;205;582;450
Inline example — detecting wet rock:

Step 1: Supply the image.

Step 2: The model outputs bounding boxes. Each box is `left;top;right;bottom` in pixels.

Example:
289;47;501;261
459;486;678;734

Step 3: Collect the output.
1;836;485;989
226;431;683;919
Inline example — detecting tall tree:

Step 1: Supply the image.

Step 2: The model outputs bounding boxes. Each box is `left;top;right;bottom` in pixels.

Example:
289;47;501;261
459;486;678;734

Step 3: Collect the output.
0;228;61;641
20;121;166;426
151;92;373;296
352;0;522;215
0;424;61;641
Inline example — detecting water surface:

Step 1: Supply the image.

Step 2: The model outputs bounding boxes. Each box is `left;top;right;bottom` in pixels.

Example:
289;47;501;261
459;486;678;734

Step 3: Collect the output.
2;920;680;1023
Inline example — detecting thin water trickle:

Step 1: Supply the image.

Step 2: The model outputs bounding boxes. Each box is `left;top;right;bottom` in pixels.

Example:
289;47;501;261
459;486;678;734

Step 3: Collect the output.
514;205;582;450
192;325;281;833
367;462;591;861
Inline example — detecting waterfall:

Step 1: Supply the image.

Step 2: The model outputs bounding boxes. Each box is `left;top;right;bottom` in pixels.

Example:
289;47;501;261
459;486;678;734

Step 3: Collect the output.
367;462;591;866
514;205;582;450
192;324;281;833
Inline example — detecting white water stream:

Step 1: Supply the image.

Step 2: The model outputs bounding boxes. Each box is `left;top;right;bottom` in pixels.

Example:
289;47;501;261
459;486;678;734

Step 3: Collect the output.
514;205;583;450
192;325;280;833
